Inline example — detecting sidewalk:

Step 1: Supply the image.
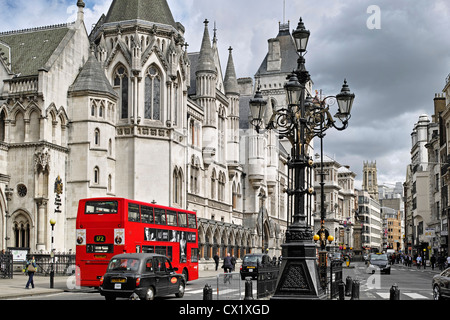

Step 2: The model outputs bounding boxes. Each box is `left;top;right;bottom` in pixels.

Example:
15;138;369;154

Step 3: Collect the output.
0;267;235;300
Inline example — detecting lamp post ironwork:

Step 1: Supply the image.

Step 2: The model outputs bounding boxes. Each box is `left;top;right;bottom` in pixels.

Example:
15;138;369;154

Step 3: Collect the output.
249;17;355;300
49;219;56;288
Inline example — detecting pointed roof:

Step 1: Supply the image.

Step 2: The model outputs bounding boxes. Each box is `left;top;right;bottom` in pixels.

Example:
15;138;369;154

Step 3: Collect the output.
224;47;239;95
105;0;177;28
197;19;216;74
69;53;118;98
0;25;72;76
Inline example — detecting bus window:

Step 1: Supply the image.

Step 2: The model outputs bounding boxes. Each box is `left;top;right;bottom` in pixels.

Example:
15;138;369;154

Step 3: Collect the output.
188;213;197;229
141;206;154;224
191;248;199;263
143;246;154;253
128;203;140;222
167;210;177;226
85;201;118;214
178;212;187;228
154;208;166;225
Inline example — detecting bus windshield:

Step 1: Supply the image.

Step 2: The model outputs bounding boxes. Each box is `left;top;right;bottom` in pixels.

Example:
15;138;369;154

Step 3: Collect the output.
85;201;118;214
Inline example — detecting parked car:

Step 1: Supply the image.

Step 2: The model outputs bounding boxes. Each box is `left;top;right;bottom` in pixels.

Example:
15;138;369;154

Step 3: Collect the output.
99;253;185;300
240;253;271;280
432;267;450;300
366;253;391;274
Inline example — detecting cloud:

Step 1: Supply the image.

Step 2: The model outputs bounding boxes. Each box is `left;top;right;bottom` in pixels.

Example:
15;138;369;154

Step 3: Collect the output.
2;0;450;190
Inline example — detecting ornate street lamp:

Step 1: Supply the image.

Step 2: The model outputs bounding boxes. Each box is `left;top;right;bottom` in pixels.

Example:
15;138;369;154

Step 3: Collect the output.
249;17;355;300
49;219;56;288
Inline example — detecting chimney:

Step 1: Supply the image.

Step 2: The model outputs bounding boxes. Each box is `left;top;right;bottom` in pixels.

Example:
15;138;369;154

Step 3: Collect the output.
267;38;281;72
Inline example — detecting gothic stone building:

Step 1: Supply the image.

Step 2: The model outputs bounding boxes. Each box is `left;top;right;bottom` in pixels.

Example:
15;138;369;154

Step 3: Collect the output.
0;0;306;269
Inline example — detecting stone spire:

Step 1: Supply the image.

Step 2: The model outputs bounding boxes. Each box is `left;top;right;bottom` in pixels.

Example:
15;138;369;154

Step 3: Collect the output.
105;0;177;28
224;47;239;95
76;0;85;26
197;19;216;73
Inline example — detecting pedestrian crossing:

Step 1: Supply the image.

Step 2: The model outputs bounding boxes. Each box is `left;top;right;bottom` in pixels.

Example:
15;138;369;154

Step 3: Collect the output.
184;287;256;298
364;291;432;300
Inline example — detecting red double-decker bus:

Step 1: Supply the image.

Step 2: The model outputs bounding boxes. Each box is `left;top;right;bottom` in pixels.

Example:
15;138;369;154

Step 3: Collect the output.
75;198;199;287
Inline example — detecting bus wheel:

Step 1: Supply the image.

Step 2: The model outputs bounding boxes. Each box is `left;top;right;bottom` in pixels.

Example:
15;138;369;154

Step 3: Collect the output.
145;287;155;300
182;269;189;282
175;281;185;298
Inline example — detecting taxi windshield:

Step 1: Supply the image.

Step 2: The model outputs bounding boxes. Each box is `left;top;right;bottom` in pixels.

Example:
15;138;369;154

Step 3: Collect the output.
107;258;140;272
243;255;261;264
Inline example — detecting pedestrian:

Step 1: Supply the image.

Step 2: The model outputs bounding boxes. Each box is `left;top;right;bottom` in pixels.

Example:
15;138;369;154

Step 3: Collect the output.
25;256;37;289
416;255;422;269
213;253;219;271
222;253;233;273
437;255;444;271
430;255;436;270
231;255;236;271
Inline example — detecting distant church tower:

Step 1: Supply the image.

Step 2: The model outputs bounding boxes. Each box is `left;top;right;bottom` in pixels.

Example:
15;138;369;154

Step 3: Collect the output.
363;161;379;199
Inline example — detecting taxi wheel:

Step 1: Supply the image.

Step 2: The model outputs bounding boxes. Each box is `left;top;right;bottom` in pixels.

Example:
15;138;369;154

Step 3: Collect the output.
145;287;155;301
175;281;185;298
433;285;441;300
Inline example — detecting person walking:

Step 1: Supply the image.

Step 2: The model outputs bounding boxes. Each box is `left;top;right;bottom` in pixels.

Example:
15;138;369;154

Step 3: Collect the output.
416;255;422;269
213;254;220;271
223;253;233;273
222;253;233;284
430;255;436;270
25;256;37;289
230;255;236;271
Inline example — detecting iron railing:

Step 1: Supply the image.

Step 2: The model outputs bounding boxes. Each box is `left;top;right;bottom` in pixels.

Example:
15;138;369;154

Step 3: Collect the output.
0;251;14;279
257;263;280;299
26;253;76;276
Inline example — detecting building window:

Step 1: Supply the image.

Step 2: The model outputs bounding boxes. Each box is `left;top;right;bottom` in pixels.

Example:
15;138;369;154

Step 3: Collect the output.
94;167;100;184
218;172;225;202
211;170;216;199
173;168;182;205
17;184;27;197
114;66;129;119
108;174;112;192
145;65;161;120
94;129;100;146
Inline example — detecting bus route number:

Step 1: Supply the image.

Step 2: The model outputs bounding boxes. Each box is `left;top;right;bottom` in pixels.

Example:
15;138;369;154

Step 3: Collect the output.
95;235;106;243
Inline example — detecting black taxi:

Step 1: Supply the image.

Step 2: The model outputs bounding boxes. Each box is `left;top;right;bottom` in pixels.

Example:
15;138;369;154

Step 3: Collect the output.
240;253;272;280
99;253;185;300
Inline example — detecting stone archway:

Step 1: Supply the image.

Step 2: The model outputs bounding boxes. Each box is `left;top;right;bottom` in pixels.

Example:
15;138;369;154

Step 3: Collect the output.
11;211;33;249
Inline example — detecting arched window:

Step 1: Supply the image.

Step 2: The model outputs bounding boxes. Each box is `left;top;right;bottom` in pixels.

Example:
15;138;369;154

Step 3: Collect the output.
0;110;6;142
94;167;100;184
145;65;161;120
108;139;112;156
211;170;216;199
218;172;226;202
113;66;129;119
94;129;100;146
108;174;112;192
173;168;182;205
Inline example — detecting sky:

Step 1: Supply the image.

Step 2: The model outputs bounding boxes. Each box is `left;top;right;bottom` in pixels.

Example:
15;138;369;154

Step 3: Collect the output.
1;0;450;189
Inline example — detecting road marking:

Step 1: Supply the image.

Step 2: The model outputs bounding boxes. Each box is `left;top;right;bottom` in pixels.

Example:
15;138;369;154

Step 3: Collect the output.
376;292;390;299
403;292;428;299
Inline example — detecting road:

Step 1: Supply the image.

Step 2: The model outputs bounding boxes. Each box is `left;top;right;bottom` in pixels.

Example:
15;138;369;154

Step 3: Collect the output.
8;262;440;300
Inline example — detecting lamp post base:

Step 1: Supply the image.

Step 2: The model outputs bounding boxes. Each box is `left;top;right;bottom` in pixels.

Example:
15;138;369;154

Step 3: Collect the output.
271;233;326;300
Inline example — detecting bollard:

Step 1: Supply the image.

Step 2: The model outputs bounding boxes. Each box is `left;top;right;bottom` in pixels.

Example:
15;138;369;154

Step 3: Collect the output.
338;281;345;300
351;280;360;300
244;277;253;300
345;276;353;296
390;283;400;300
203;284;213;300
